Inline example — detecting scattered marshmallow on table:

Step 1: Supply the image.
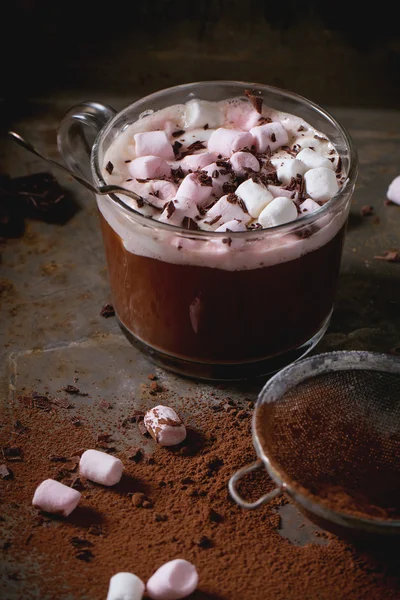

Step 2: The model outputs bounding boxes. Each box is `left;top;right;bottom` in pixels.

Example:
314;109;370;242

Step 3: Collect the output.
206;195;252;226
177;173;213;207
183;152;216;171
79;449;123;486
236;178;273;218
146;559;199;600
207;128;253;157
144;406;187;447
134;131;175;161
185;100;222;129
250;122;289;153
271;158;307;184
258;196;298;228
106;572;145;600
32;479;81;517
296;148;334;171
128;156;171;180
304;167;339;202
215;219;247;232
230;151;260;176
387;175;400;206
299;198;321;214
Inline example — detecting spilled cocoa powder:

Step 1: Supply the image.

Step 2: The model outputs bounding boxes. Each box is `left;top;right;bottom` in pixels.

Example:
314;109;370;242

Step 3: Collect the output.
1;389;400;599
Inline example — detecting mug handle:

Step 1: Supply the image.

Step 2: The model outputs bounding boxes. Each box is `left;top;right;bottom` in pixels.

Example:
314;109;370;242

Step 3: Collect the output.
57;102;117;181
229;460;282;510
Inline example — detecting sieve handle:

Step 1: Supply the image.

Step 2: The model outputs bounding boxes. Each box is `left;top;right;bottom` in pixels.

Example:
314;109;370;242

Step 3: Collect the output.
229;460;282;510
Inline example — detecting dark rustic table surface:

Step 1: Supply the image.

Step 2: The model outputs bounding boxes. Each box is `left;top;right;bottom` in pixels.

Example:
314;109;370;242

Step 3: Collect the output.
1;95;400;598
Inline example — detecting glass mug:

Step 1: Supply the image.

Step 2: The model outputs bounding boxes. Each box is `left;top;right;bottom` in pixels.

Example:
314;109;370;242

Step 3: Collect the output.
57;81;358;380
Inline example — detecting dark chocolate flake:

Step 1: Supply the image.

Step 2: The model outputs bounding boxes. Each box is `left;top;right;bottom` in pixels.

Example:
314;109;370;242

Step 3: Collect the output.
172;141;183;157
100;303;115;318
70;537;94;549
270;133;276;143
61;385;88;396
165;201;176;219
76;549;95;562
2;447;23;462
182;216;200;231
172;129;185;138
204;123;209;130
298;125;306;132
124;159;132;163
105;161;114;175
53;397;74;409
245;89;263;114
206;215;222;226
335;156;342;174
222;182;236;195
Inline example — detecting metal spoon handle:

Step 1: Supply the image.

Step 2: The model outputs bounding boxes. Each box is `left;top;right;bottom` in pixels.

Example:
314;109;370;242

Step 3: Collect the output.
8;131;146;205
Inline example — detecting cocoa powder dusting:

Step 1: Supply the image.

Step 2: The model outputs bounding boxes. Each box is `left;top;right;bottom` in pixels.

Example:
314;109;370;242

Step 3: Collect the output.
1;388;399;599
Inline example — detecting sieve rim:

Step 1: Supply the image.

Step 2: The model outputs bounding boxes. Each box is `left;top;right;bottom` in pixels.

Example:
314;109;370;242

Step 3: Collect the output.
253;351;400;534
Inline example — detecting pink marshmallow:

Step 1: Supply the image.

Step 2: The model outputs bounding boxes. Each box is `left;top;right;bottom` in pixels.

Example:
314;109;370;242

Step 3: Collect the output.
387;175;400;206
207;128;254;157
134;131;174;161
206;195;252;226
201;162;233;195
146;559;199;600
158;196;200;226
32;479;81;517
79;449;123;486
230;151;260;176
149;181;178;208
176;173;213;207
128;156;171;180
183;152;217;171
144;406;187;446
215;219;247;232
268;185;298;201
250;122;289;153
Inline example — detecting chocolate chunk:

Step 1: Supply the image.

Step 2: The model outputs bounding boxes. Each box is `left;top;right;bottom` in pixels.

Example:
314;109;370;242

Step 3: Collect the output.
245;89;263;114
49;455;68;462
270;133;276;143
61;385;88;396
53;397;74;409
70;537;94;549
155;513;168;522
181;217;200;231
171;166;185;182
187;140;206;152
209;508;224;523
172;141;183;157
374;250;400;262
2;447;23;462
314;134;328;141
105;161;114;175
172;130;185;138
335;156;342;174
100;303;115;318
206;215;222;226
127;447;143;463
195;535;213;549
33;394;52;411
361;205;374;216
76;549;94;562
71;416;81;426
0;464;12;479
88;525;107;537
215;160;231;169
164;201;176;219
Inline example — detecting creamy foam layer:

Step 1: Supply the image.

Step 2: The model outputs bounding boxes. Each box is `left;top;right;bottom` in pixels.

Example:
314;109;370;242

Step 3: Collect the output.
98;96;349;271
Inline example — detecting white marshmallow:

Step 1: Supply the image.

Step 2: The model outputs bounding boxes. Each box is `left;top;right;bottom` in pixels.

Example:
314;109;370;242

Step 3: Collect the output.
176;173;213;207
32;479;81;517
250;122;289;153
144;405;186;446
184;100;222;129
146;559;199;600
207;128;254;157
128;156;171;180
236;179;274;218
206;195;252;226
107;573;145;600
215;219;247;232
158;196;200;227
230;151;260;176
387;175;400;205
299;198;321;214
271;158;307;184
258;196;298;228
183;152;216;171
296;148;334;171
79;449;124;486
134;131;174;161
304;167;339;202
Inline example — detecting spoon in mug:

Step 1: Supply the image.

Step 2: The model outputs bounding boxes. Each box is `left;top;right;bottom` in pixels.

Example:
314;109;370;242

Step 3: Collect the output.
8;131;147;208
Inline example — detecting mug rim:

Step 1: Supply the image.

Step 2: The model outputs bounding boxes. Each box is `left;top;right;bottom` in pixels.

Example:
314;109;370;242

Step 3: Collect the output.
91;80;358;238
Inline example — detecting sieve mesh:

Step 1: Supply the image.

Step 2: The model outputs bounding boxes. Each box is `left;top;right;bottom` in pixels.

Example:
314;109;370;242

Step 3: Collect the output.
256;368;400;519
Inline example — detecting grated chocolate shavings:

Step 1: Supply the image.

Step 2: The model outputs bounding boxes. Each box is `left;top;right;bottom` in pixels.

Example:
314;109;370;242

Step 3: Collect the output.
298;125;306;132
270;133;276;143
245;89;263;114
53;397;74;409
226;193;238;204
195;172;213;187
165;201;176;219
172;141;182;157
258;116;272;124
172;130;185;138
206;215;222;226
171;166;185;182
182;216;200;231
105;162;114;175
215;160;231;170
222;182;236;195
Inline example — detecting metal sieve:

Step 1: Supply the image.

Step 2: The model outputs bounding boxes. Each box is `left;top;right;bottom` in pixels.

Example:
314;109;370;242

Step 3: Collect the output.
229;351;400;537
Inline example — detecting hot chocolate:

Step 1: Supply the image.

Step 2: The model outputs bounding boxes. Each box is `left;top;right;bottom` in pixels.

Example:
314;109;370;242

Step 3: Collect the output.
96;88;353;378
